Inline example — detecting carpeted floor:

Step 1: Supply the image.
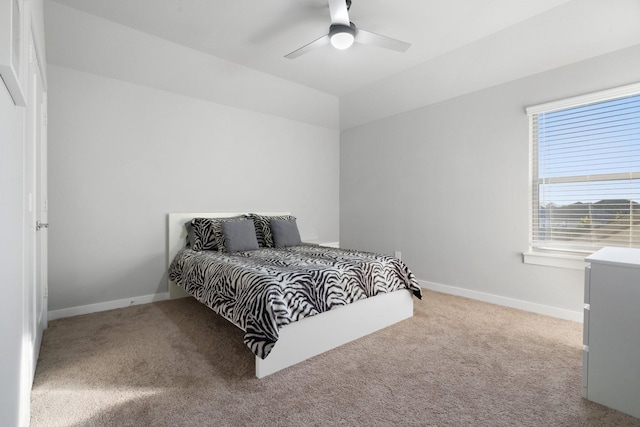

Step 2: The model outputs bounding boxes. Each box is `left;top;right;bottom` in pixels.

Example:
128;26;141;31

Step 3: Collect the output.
31;290;640;426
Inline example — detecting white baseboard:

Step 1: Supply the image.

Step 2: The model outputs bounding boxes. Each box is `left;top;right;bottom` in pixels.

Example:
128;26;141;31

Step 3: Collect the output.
419;280;583;323
48;292;170;321
47;281;583;323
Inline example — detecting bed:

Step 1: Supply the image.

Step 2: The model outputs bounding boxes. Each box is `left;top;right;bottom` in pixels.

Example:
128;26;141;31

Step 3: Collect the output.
167;212;422;378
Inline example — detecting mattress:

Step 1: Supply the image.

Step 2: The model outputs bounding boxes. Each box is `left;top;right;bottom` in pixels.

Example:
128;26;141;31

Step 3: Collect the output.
169;244;421;358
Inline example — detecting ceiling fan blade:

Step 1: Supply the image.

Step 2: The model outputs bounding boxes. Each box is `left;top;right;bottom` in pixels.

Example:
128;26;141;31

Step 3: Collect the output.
327;0;350;26
284;34;330;59
355;28;411;53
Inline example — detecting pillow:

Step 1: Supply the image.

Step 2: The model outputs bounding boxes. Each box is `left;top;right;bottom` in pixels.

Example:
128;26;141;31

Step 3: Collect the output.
190;218;219;251
189;215;246;251
214;216;249;252
221;219;259;253
248;213;296;247
246;213;269;247
185;220;195;248
270;218;302;248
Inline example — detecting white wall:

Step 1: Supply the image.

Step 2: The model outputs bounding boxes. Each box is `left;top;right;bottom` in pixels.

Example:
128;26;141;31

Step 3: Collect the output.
47;65;340;312
42;0;638;321
44;1;338;130
44;1;341;314
340;44;640;318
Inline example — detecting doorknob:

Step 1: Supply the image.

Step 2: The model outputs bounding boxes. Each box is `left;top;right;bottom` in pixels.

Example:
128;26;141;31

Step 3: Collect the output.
36;221;48;231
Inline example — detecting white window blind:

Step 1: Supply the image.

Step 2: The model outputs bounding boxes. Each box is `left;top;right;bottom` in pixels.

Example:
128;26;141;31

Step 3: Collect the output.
528;84;640;254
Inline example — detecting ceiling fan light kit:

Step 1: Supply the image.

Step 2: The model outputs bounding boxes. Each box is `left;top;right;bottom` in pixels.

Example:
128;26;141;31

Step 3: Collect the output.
285;0;410;59
329;23;356;50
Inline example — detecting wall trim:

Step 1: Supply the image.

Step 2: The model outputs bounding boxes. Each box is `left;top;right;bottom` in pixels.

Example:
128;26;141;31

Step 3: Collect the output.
419;279;583;323
48;292;170;321
48;281;583;323
522;251;587;270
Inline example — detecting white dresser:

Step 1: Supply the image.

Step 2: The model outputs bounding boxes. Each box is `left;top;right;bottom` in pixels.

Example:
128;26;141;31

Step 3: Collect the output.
583;247;640;419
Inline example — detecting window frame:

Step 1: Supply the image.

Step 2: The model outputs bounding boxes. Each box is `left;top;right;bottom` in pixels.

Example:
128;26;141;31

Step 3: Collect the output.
524;82;640;268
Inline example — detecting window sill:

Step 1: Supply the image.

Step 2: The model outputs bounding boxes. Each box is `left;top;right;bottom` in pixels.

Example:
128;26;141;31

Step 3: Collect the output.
522;251;587;270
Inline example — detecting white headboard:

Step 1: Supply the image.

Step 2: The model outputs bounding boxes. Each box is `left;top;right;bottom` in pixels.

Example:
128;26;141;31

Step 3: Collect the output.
166;212;291;299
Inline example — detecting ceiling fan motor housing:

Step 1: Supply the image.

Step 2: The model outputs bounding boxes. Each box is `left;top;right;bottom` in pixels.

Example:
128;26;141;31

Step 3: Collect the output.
329;22;356;49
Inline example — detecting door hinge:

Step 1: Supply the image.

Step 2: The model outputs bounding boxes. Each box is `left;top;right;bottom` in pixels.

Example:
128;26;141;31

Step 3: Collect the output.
36;221;49;231
42;112;47;126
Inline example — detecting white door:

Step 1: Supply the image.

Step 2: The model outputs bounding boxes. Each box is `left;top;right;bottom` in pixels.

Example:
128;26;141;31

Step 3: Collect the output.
23;25;47;381
34;45;48;348
22;33;36;389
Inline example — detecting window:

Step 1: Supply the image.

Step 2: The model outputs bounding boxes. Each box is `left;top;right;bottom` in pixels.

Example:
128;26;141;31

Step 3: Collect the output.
527;83;640;255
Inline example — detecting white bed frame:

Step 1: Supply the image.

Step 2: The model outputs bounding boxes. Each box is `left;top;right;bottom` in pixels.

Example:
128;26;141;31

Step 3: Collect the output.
167;212;414;378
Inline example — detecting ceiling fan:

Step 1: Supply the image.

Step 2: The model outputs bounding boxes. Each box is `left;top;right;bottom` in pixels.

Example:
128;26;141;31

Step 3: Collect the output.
284;0;411;59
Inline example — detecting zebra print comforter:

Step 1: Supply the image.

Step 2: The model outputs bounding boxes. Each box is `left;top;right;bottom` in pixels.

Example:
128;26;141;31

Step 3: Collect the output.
168;245;422;359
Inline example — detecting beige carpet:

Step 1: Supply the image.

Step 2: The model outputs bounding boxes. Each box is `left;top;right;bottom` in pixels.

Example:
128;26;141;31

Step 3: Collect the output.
31;290;640;427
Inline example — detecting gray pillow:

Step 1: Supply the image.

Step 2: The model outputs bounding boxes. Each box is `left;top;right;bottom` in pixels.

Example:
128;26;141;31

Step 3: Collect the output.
221;219;259;253
270;218;302;248
215;216;249;252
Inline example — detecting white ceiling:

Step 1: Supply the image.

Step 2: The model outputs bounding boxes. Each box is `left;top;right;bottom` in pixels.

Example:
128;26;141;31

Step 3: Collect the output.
46;0;609;97
46;0;640;129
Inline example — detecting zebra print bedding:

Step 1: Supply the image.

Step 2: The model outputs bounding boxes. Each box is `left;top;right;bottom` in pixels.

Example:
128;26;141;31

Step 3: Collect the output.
168;244;422;359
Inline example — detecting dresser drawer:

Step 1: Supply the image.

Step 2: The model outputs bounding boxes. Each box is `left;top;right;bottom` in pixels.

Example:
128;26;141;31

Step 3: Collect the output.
583;264;591;304
583;304;590;345
581;345;588;398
